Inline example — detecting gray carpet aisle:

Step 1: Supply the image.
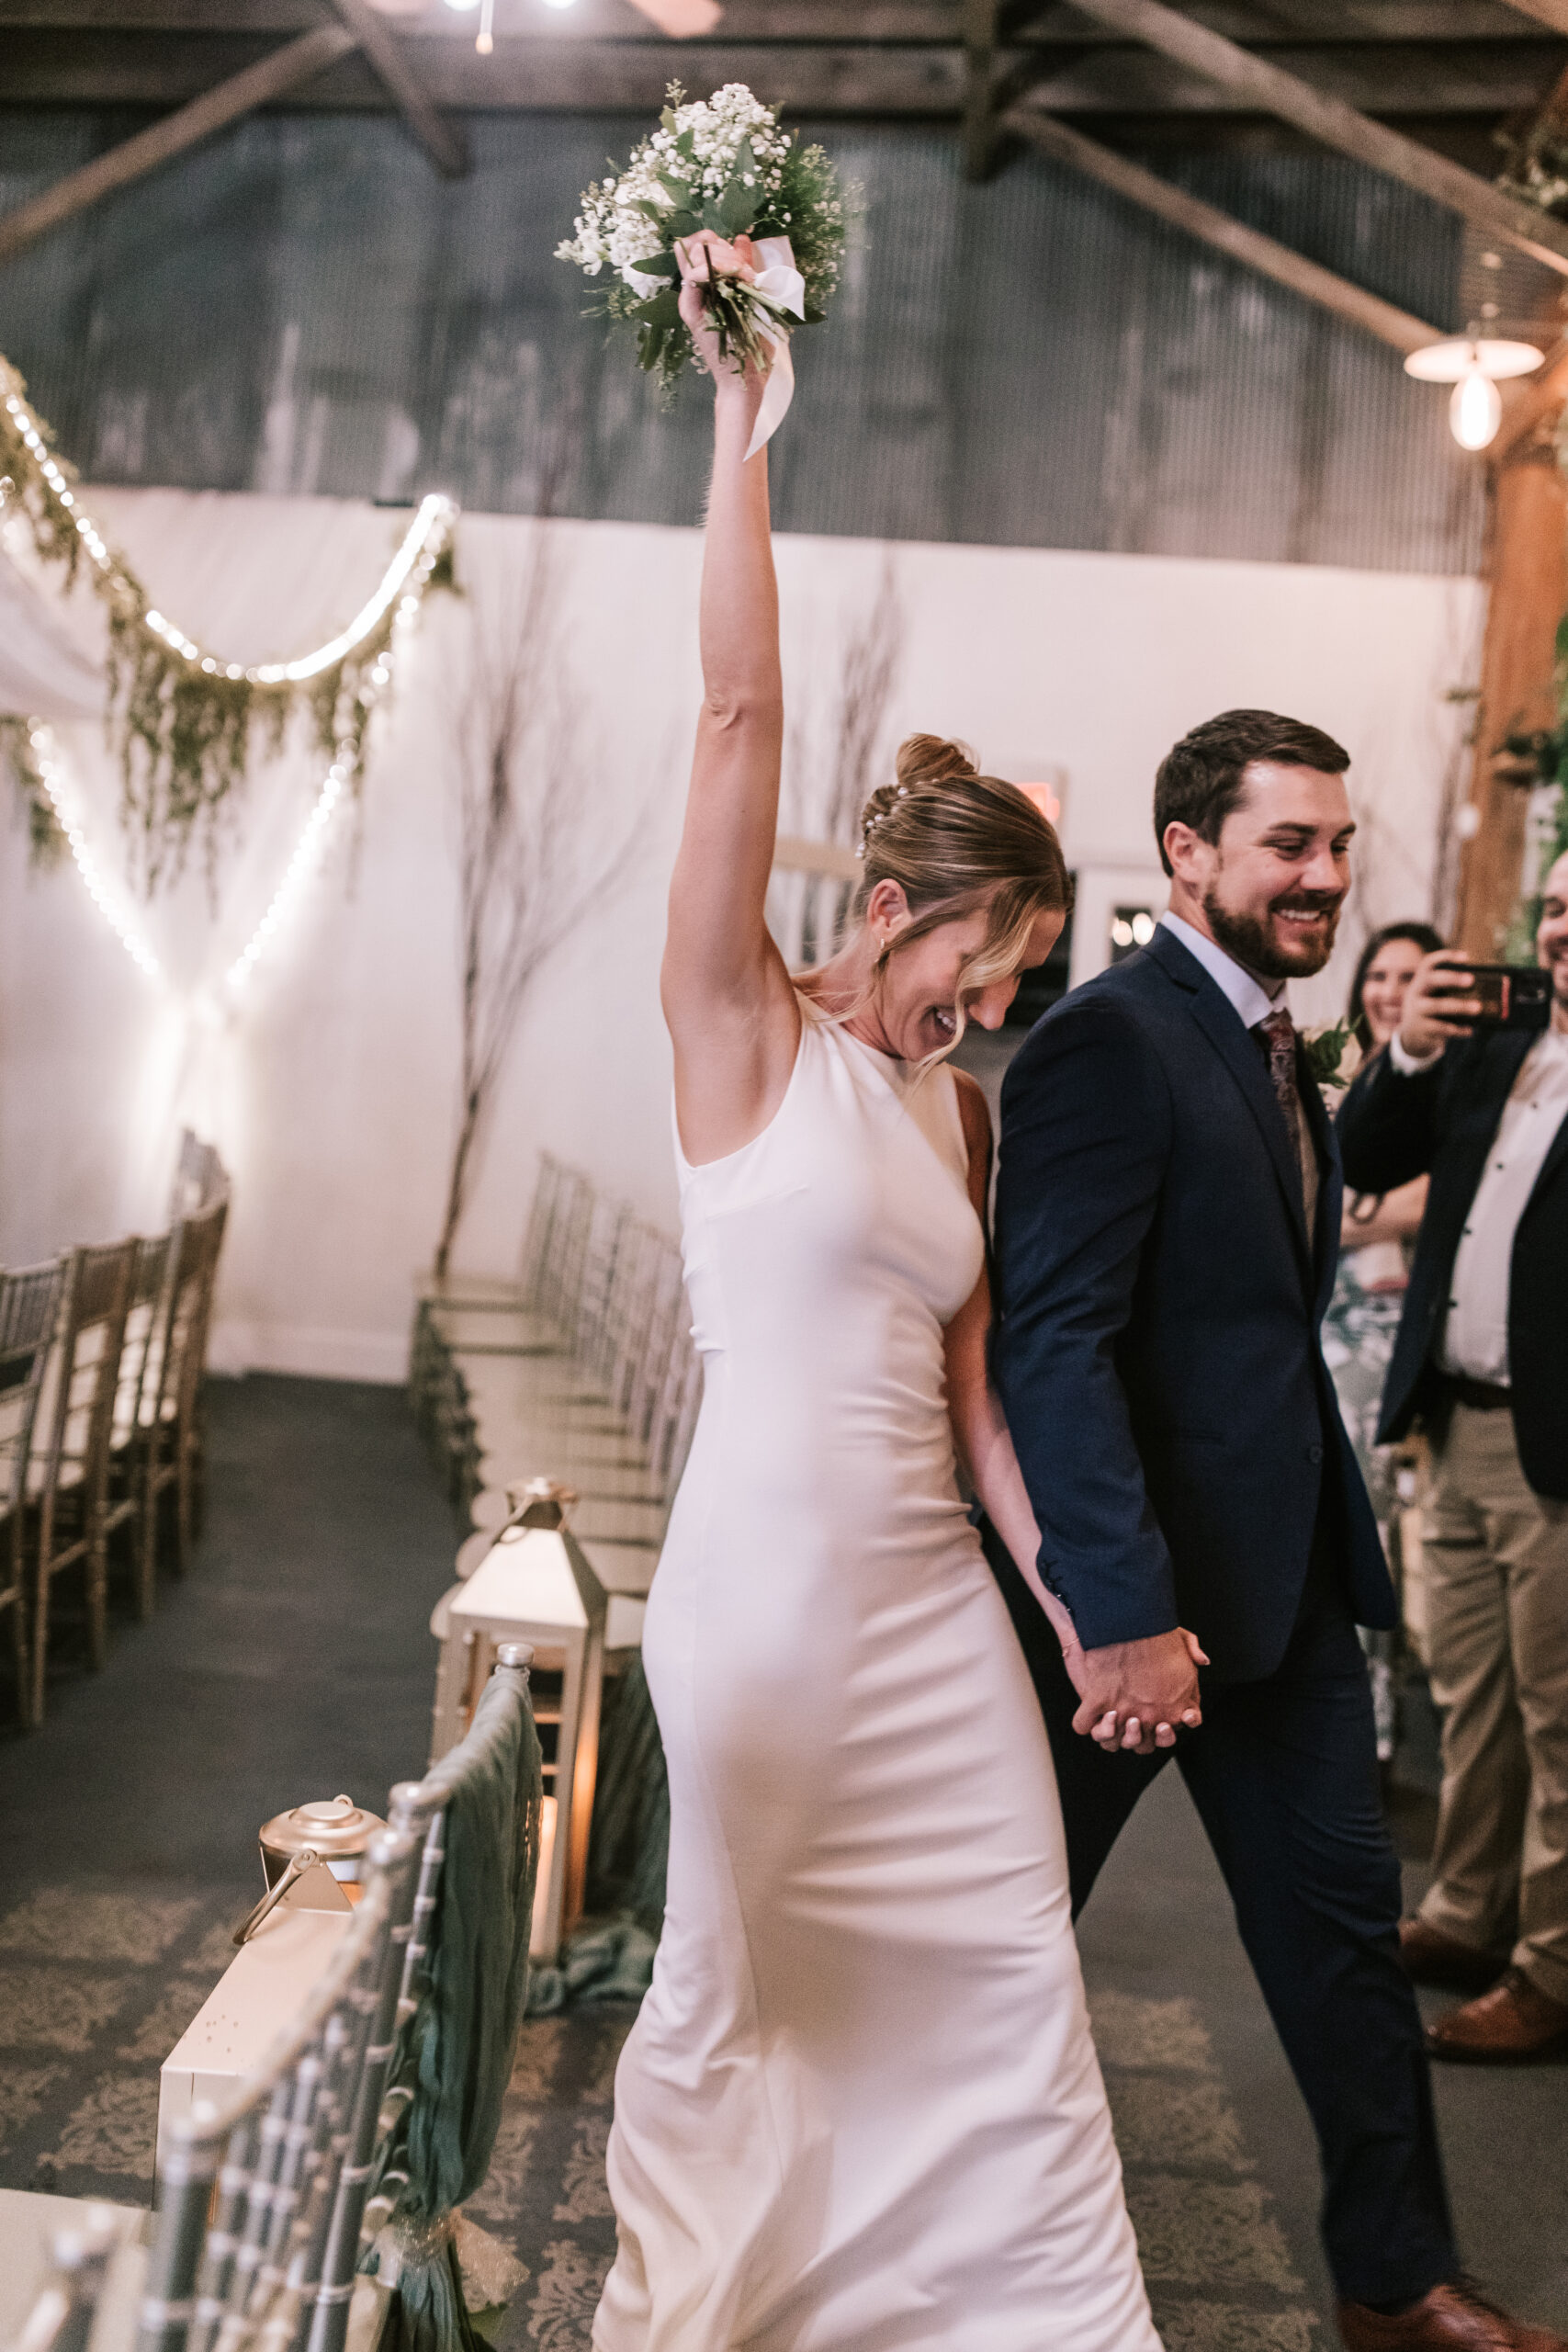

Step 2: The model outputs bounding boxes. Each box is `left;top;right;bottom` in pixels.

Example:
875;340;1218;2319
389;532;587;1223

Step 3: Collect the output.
0;1374;1562;2348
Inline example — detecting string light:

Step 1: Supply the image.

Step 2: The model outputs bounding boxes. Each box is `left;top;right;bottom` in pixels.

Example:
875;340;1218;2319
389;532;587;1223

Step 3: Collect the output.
4;377;454;679
140;492;455;682
12;475;455;998
24;727;164;984
226;756;349;990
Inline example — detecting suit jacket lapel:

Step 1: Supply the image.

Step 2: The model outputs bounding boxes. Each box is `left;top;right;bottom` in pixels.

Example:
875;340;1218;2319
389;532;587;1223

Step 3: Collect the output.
1146;927;1314;1278
1519;1034;1568;1204
1298;1051;1341;1310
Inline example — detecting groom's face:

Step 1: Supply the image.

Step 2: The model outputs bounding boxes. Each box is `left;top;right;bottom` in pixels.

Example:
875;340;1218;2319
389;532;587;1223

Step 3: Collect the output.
1187;760;1354;981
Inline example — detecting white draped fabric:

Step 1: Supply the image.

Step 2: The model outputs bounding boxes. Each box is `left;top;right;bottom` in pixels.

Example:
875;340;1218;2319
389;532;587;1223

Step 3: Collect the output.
0;486;1479;1378
0;546;104;719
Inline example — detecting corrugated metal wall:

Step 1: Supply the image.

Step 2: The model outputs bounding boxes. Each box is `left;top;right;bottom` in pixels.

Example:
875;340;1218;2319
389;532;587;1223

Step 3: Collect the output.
0;108;1482;571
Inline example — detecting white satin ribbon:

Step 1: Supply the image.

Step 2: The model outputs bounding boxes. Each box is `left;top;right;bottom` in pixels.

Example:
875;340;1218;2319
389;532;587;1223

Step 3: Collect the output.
744;236;807;462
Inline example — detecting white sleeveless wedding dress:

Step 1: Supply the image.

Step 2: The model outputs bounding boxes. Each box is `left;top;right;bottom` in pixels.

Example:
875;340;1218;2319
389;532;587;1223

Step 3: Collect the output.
594;1001;1159;2352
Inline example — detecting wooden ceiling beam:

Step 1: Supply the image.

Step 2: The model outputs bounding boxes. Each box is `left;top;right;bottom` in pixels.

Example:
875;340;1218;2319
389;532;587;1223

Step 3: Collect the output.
1060;0;1568;272
0;22;353;266
0;29;1556;114
0;0;1546;35
321;0;468;175
1007;105;1441;352
1499;0;1568;35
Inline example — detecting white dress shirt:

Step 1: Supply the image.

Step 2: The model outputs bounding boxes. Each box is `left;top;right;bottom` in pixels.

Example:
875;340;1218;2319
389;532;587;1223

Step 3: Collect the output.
1160;910;1282;1029
1159;912;1319;1239
1387;1026;1568;1386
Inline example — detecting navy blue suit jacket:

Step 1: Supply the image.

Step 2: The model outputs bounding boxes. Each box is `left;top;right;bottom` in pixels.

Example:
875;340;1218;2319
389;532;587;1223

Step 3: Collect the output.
992;922;1393;1683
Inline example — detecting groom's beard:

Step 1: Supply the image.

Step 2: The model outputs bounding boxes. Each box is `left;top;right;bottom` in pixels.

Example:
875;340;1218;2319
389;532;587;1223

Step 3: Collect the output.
1202;883;1343;980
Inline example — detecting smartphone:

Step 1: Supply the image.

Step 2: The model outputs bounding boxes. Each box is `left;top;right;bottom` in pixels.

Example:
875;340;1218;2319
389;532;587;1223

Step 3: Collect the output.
1458;963;1552;1032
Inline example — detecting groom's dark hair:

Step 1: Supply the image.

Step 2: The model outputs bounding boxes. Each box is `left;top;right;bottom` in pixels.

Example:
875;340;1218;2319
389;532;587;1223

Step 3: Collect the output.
1154;709;1349;876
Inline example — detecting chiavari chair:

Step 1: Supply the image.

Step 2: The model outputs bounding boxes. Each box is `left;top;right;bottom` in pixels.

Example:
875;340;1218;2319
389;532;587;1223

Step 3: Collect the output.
139;1650;540;2352
28;1238;137;1721
105;1229;177;1620
139;1199;228;1585
0;1258;67;1730
139;1864;400;2352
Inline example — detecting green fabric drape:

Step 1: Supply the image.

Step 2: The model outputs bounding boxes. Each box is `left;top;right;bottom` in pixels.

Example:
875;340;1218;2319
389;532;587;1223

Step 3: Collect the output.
522;1657;670;2017
365;1669;544;2352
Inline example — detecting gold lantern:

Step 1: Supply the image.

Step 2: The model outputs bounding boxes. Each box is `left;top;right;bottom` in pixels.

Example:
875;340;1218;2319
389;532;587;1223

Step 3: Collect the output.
429;1478;607;1961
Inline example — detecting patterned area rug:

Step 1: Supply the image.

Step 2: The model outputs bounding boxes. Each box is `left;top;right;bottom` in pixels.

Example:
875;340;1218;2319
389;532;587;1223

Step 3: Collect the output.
0;1879;1325;2350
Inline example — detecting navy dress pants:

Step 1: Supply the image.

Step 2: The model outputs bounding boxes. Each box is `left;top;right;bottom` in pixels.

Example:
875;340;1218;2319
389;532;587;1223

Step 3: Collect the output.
987;1532;1459;2311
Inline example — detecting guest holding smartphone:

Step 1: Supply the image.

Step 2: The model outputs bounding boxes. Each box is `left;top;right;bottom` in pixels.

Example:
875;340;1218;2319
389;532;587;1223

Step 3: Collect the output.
1338;854;1568;2062
1321;922;1441;1758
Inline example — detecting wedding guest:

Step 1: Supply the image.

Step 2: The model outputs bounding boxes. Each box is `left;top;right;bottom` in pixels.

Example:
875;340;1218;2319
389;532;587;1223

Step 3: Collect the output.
1338;854;1568;2064
1325;922;1444;1511
1322;923;1441;1758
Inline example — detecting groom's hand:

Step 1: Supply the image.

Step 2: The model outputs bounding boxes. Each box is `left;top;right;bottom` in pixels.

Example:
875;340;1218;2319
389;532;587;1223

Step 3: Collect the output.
1071;1630;1205;1757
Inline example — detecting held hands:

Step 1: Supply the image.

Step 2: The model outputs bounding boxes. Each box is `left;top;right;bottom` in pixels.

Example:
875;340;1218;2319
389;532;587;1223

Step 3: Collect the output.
1066;1627;1210;1757
676;230;772;409
1398;948;1483;1060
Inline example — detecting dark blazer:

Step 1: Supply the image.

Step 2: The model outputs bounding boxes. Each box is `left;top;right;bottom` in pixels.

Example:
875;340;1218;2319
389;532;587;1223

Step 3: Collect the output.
1337;1029;1568;1500
992;922;1392;1684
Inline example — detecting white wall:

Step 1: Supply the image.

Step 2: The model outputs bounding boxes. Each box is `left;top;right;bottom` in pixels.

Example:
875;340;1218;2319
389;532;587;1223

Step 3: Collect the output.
0;489;1483;1379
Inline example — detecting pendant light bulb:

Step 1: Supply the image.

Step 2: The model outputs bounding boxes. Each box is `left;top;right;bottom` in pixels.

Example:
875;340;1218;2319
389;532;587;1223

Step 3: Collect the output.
1450;364;1502;452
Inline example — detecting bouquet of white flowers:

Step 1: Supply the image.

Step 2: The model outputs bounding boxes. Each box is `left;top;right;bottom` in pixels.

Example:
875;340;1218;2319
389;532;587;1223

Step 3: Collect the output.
557;83;853;414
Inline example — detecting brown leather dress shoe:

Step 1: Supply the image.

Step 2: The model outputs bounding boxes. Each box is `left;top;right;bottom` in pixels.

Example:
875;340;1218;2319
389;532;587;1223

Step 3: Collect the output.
1427;1968;1568;2063
1397;1917;1506;1994
1339;2278;1568;2347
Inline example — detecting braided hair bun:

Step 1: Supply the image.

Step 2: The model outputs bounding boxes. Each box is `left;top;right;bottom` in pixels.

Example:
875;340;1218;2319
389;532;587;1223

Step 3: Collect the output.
896;734;979;790
848;732;1072;1049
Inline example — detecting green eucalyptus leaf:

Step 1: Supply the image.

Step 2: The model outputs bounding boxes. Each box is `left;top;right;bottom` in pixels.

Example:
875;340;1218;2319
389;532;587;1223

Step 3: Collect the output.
632;288;682;325
717;183;756;236
631;251;680;283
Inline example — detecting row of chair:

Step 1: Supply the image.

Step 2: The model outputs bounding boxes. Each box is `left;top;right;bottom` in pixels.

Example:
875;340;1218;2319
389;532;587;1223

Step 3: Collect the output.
409;1153;701;1632
9;1645;543;2352
0;1136;230;1728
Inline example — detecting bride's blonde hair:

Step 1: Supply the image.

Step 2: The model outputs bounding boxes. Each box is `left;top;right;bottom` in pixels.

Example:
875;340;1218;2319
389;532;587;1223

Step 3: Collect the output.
849;734;1072;1052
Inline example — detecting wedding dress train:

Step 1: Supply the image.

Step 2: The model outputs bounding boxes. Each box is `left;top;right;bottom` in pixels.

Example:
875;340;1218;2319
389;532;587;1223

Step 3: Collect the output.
593;1001;1159;2352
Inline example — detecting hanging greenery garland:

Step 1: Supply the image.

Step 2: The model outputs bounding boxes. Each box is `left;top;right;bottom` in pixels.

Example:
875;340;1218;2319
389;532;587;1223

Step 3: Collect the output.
1;356;456;893
0;713;68;865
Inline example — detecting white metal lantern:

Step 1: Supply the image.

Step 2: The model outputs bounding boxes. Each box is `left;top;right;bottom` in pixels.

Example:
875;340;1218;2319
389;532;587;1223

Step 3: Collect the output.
429;1479;607;1961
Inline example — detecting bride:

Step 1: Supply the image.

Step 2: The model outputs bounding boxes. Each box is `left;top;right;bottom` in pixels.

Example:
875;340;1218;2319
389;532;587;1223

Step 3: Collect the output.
594;231;1176;2352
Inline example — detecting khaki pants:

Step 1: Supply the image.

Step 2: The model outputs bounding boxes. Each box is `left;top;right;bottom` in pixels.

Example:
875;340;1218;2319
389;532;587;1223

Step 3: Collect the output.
1416;1400;1568;2005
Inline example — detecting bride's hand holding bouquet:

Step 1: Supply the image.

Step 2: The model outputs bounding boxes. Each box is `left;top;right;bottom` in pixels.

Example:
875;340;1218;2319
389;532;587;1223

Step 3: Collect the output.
675;230;771;420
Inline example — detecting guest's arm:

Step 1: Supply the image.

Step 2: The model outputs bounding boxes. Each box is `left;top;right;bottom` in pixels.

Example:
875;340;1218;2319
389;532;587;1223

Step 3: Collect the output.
1339;949;1480;1195
993;997;1203;1751
1340;1174;1428;1253
1337;1056;1442;1197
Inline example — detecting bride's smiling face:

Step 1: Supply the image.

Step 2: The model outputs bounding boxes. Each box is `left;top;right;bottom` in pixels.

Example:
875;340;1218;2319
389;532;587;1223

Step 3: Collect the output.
863;888;1065;1061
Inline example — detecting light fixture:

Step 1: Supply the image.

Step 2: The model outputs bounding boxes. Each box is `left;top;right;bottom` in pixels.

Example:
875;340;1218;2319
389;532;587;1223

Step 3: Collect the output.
1404;335;1542;453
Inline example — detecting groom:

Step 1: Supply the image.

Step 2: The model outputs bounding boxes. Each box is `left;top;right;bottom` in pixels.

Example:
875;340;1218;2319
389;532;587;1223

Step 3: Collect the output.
987;710;1563;2351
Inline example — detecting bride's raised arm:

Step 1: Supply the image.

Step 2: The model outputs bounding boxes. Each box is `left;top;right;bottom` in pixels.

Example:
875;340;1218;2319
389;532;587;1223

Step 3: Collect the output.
661;232;802;1167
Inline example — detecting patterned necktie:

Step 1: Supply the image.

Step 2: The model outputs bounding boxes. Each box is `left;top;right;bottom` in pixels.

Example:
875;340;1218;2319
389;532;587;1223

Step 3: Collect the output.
1256;1006;1312;1230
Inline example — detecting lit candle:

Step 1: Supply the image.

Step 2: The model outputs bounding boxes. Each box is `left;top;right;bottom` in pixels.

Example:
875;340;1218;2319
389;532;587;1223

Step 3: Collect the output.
531;1795;558;1953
